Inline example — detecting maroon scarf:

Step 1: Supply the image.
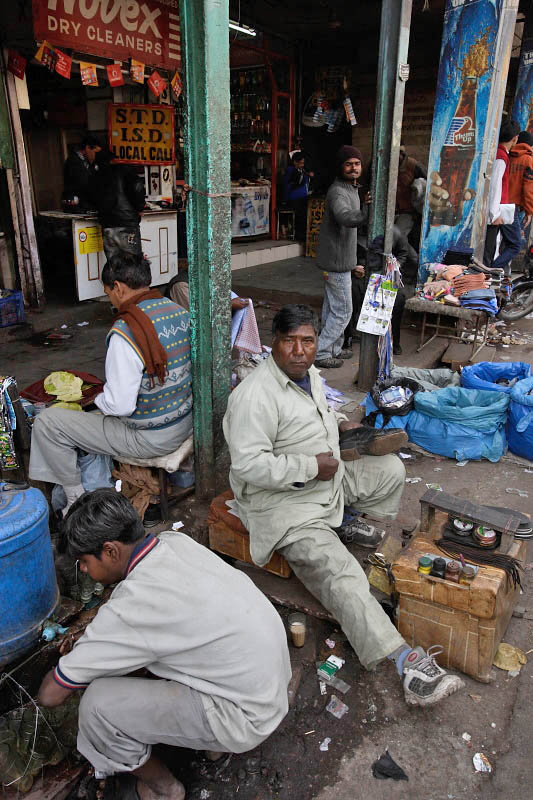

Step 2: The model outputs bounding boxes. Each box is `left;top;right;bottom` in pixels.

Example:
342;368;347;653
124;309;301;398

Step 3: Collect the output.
114;289;168;387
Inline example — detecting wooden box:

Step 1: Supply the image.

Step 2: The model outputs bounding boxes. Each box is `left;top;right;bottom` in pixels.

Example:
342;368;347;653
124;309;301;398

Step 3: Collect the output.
392;522;525;682
208;490;292;579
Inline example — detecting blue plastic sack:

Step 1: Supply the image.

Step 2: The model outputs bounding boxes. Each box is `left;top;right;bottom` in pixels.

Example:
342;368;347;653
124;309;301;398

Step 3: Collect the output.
405;387;509;462
461;361;531;394
507;377;533;461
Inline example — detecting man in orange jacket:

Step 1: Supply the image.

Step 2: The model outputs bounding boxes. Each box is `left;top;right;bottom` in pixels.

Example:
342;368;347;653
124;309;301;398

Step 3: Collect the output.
508;130;533;230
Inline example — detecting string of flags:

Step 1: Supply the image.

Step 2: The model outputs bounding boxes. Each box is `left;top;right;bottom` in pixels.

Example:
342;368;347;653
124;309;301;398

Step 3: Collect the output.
7;44;182;100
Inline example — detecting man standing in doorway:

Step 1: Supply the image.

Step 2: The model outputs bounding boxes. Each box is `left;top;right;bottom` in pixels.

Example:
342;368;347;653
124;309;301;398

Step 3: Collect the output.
90;150;146;261
483;119;520;274
315;146;369;369
62;134;102;212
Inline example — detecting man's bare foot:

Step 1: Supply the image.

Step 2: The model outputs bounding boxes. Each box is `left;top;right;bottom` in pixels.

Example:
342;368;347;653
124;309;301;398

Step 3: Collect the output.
132;756;185;800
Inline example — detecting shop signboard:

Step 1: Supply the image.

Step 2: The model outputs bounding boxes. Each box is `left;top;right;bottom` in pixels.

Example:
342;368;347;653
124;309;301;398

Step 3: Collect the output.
511;33;533;132
419;0;504;274
108;103;175;165
32;0;181;71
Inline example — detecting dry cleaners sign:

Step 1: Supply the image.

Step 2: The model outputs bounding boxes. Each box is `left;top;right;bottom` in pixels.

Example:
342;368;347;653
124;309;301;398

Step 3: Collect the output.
32;0;181;70
108;103;175;165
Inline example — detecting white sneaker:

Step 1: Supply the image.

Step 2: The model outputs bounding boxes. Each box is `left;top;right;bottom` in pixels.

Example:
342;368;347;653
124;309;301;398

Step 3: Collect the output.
403;645;464;707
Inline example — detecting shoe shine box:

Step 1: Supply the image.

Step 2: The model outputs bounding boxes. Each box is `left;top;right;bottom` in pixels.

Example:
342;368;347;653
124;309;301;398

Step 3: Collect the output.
391;511;525;683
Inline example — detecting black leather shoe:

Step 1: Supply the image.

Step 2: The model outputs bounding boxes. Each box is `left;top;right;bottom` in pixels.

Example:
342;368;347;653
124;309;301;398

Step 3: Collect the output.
393;344;403;355
339;426;408;460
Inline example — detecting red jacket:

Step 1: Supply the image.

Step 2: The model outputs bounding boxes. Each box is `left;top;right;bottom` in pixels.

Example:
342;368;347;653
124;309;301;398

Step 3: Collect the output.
496;145;510;203
508;142;533;215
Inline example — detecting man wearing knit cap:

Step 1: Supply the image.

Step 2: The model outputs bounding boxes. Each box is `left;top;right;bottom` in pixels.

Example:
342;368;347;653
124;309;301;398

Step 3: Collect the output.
315;145;369;368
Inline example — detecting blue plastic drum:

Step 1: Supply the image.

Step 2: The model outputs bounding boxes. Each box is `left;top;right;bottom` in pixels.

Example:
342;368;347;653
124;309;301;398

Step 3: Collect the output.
0;483;59;666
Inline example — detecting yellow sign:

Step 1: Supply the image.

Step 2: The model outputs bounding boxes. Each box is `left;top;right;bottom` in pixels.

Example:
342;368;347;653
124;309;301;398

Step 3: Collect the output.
78;226;103;255
108;103;175;165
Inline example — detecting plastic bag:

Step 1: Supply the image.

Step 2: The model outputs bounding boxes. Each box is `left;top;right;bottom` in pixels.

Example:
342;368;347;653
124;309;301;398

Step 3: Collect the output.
406;387;509;462
461;361;531;394
507;376;533;461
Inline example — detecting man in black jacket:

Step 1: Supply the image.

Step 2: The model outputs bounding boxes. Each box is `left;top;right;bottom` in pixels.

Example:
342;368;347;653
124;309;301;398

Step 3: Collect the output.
90;151;146;261
62;134;102;211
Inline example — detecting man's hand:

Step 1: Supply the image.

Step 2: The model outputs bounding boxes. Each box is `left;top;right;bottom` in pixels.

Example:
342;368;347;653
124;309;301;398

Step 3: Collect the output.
523;214;532;229
352;265;365;279
491;216;504;226
338;420;362;433
37;669;74;708
231;297;249;311
315;451;339;480
364;191;372;205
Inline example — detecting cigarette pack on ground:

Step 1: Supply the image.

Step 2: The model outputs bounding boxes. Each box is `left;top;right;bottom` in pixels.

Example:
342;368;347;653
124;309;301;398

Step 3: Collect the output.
317;655;345;682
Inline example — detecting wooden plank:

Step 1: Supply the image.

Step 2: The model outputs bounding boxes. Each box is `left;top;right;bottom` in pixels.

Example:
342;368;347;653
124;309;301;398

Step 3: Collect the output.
5;71;45;308
420;489;522;538
441;340;495;367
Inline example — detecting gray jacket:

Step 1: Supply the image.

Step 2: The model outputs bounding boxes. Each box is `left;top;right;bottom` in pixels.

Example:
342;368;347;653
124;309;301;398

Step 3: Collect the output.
316;178;367;272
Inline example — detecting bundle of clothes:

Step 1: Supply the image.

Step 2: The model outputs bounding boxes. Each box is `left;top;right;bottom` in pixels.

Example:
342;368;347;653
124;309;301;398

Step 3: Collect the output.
420;262;500;316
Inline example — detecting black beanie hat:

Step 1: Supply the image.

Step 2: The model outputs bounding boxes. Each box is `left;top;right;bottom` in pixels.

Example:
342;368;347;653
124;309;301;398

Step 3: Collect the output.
517;131;533;146
336;145;363;166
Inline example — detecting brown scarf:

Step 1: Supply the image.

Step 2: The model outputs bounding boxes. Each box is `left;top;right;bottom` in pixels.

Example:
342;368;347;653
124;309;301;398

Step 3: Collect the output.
114;289;168;387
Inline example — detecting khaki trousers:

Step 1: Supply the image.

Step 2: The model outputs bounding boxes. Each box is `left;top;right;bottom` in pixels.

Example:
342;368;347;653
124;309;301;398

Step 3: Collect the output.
29;407;192;487
78;677;225;775
278;454;406;670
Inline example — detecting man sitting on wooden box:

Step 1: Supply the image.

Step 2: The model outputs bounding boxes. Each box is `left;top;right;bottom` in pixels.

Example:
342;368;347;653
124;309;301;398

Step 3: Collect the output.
38;489;291;800
29;253;193;515
223;304;464;707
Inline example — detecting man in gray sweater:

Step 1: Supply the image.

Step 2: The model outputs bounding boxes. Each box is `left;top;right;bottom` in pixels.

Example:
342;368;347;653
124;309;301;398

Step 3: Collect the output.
315;145;369;368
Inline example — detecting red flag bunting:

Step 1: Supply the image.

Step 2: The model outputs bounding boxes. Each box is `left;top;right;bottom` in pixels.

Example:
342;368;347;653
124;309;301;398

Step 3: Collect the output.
147;70;166;97
107;63;125;87
55;50;72;79
7;50;26;80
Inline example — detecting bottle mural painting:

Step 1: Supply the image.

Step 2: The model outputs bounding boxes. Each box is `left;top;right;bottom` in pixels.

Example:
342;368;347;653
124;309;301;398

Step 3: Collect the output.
429;30;490;228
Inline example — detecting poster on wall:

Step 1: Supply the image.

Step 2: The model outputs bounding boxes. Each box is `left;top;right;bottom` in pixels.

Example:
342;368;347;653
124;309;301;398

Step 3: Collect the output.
32;0;181;71
511;35;533;132
231;186;271;238
419;0;503;271
108;103;175;165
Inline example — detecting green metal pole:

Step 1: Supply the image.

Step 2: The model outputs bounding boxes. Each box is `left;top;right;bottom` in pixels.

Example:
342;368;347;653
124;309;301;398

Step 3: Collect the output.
179;0;232;500
358;0;413;392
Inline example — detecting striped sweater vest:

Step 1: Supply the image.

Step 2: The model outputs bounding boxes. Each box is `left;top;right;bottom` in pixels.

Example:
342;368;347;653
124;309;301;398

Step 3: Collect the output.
106;297;192;430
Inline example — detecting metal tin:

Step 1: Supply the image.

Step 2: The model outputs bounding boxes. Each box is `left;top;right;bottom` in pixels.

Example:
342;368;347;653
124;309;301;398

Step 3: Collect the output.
418;556;433;574
445;560;461;583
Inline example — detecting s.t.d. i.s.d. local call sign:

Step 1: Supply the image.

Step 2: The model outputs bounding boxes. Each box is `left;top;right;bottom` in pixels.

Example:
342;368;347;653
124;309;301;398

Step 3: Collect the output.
32;0;181;71
108;104;175;165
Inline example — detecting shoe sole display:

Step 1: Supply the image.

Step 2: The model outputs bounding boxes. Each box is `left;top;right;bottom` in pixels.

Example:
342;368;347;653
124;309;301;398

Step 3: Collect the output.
340;429;408;461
